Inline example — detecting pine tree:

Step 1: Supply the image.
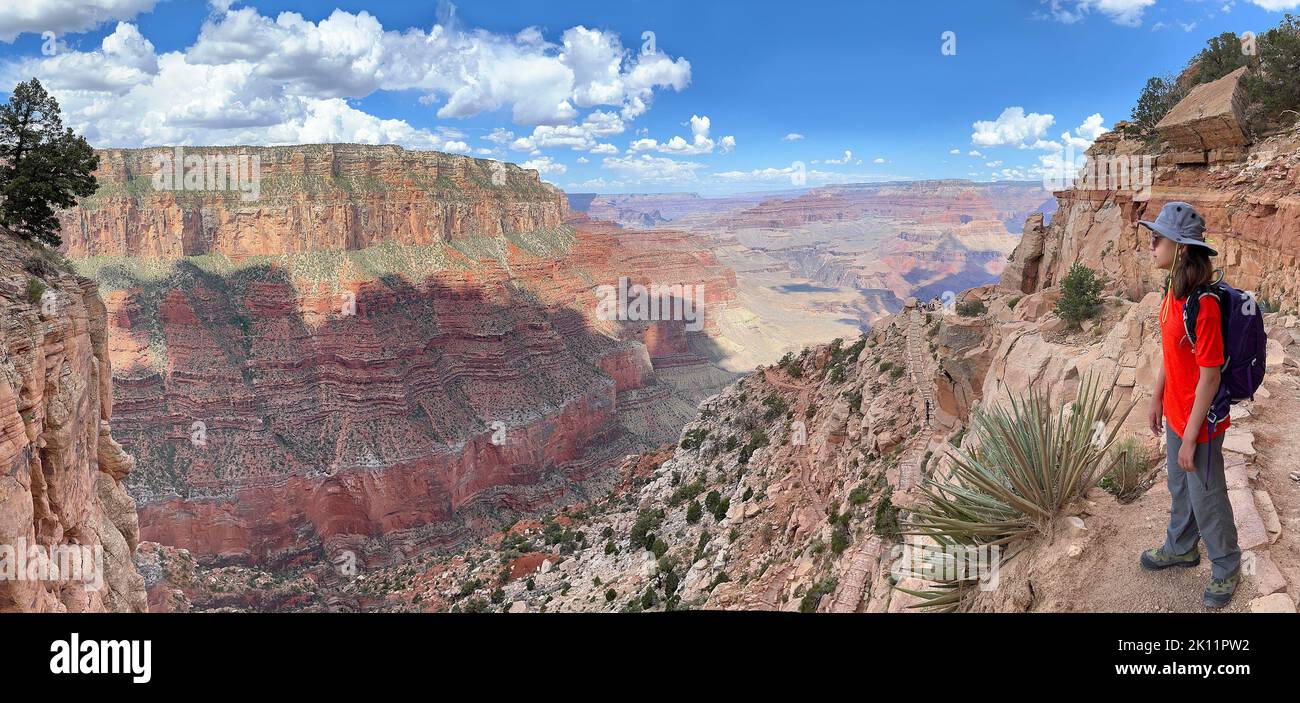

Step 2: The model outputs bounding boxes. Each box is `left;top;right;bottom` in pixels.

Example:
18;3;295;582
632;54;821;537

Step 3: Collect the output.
1248;14;1300;127
1055;262;1104;329
0;78;99;246
1194;32;1250;84
1129;74;1183;134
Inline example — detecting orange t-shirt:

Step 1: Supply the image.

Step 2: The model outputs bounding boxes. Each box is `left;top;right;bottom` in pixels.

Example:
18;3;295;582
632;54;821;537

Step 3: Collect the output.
1160;290;1229;443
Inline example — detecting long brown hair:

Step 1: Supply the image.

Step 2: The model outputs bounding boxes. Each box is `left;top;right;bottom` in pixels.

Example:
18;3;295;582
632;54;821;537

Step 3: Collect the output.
1170;244;1215;299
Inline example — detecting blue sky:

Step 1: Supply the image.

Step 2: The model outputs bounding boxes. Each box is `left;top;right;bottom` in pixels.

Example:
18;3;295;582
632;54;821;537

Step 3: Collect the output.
0;0;1295;194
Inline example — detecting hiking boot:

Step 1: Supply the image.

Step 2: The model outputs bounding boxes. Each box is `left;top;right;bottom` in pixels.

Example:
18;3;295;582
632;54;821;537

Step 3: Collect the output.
1203;570;1241;609
1139;546;1200;571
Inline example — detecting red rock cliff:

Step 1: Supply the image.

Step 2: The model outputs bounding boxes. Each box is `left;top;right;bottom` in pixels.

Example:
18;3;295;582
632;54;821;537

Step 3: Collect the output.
56;149;740;571
57;144;569;259
1;233;147;612
1002;71;1300;308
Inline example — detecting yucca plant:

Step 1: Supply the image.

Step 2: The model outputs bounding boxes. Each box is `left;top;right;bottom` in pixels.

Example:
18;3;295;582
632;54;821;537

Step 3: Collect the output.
896;373;1136;609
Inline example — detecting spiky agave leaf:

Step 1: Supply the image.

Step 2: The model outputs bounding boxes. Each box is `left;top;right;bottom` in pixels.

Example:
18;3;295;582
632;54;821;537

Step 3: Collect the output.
898;372;1136;609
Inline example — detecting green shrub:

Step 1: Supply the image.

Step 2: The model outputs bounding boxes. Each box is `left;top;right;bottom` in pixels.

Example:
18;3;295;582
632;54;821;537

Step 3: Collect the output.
762;393;788;421
1195;32;1251;84
629;508;665;549
830;519;851;554
737;429;768;465
26;277;46;305
843;390;862;415
680;427;708;451
1248;15;1300;126
693;531;710;563
873;486;899;537
670;479;705;507
956;299;987;317
1055;262;1104;328
1129;74;1184;134
707;572;730;591
901;375;1134;610
798;577;838;613
686;499;702;524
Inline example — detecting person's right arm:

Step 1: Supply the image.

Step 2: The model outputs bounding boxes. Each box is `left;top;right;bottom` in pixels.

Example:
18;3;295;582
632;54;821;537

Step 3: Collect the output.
1148;364;1165;437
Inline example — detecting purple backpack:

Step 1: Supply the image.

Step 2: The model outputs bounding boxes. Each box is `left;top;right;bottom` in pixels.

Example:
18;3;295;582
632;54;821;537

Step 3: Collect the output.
1182;274;1268;437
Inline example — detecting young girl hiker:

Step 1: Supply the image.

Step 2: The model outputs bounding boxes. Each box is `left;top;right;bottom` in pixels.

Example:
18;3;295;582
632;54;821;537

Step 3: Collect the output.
1140;201;1242;609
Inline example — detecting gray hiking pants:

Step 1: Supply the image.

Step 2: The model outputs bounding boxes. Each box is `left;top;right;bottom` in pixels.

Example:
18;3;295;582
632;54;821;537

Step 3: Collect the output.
1162;426;1241;580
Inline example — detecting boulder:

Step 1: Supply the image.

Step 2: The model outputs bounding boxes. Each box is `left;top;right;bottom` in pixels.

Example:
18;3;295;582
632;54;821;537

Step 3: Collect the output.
1059;515;1088;538
1246;551;1288;596
1040;316;1068;334
1266;338;1285;370
1248;593;1296;614
1014;288;1061;322
1155;67;1251;151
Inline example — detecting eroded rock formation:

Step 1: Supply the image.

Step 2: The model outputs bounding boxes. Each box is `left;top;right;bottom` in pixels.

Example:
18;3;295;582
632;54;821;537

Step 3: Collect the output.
0;233;146;612
54;148;744;571
57;144;568;259
1001;104;1300;307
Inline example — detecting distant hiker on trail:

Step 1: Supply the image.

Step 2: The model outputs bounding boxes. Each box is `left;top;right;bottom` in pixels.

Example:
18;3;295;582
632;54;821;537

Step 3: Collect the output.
1140;201;1243;609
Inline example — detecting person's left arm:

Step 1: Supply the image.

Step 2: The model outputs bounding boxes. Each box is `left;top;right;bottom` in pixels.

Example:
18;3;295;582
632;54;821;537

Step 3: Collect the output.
1178;296;1225;471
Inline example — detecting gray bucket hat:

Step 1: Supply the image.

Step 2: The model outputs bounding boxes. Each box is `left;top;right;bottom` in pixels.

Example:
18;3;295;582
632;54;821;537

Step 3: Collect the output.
1139;201;1217;256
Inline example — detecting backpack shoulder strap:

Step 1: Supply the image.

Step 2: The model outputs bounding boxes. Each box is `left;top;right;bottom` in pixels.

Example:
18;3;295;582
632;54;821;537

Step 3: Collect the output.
1182;282;1227;350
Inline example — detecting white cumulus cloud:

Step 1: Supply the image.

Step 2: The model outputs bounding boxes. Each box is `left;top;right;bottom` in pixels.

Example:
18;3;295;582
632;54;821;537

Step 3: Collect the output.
1043;1;1155;27
972;107;1057;149
0;5;694;152
0;0;158;43
521;155;567;176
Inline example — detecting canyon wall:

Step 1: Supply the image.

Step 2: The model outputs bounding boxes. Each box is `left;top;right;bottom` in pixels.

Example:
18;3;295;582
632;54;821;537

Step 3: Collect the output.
0;234;146;612
718;180;1051;232
54;147;741;571
58;144;568;259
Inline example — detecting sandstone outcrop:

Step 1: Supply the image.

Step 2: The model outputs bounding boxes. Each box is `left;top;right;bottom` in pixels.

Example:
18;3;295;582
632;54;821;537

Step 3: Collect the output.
0;233;146;612
1155;67;1251;153
999;213;1045;295
1002;121;1300;306
57;144;568;259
